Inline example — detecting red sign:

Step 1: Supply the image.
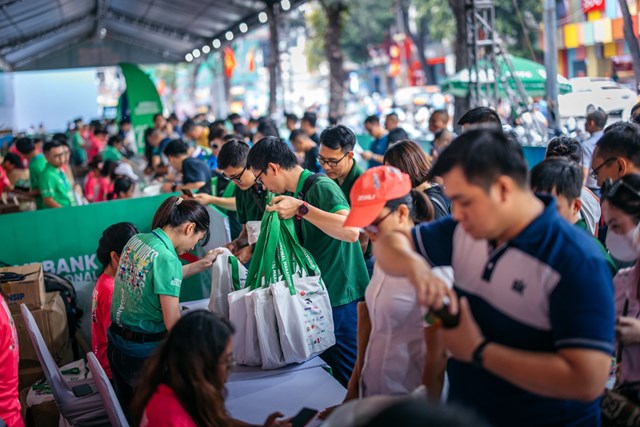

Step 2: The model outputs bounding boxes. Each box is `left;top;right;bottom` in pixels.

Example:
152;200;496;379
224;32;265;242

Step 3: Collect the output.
582;0;605;14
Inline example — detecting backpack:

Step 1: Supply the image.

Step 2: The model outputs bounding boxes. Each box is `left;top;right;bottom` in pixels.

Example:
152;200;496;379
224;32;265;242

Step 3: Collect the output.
294;173;322;245
44;272;83;359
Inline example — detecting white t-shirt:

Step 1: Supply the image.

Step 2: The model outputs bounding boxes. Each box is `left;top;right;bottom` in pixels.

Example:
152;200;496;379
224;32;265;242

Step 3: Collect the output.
359;265;453;397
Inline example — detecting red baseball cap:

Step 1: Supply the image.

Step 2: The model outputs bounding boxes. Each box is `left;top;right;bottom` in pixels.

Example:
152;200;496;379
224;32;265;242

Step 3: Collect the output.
344;166;412;227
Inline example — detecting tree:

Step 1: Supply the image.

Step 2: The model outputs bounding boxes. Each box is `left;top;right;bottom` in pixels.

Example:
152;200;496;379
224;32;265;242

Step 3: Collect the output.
618;0;640;93
448;0;470;125
265;1;281;115
319;0;347;121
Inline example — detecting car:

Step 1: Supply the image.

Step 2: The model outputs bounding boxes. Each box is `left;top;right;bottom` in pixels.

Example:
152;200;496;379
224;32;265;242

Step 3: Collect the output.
558;77;636;118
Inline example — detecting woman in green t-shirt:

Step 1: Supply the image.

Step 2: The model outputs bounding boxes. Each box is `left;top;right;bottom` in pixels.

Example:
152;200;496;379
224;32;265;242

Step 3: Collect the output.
108;195;219;413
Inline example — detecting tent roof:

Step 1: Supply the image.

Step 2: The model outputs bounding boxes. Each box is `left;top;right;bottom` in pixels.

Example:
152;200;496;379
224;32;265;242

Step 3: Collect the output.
0;0;300;71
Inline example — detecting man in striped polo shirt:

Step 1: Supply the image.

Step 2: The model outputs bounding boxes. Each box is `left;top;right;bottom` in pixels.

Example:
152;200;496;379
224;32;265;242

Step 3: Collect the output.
375;129;614;427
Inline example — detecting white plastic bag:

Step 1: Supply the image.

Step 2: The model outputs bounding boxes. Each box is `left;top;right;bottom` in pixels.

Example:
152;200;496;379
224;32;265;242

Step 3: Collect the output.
209;248;247;319
252;287;286;369
272;274;335;364
228;287;261;366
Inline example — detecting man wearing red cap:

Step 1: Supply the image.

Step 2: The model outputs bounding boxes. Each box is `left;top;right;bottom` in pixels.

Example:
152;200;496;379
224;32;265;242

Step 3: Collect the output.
246;136;370;387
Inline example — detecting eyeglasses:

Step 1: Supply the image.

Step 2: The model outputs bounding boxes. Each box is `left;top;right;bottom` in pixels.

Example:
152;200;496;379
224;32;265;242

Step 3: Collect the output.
601;178;640;201
362;207;397;235
317;152;349;168
590;157;618;180
226;165;246;183
254;168;266;186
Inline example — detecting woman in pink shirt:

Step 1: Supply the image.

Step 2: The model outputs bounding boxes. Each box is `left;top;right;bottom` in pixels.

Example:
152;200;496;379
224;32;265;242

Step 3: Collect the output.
0;290;24;427
601;174;640;423
91;222;139;379
131;311;290;427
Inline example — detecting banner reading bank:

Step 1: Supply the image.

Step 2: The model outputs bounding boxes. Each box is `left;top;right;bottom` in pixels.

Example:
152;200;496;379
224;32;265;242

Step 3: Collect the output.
0;194;228;340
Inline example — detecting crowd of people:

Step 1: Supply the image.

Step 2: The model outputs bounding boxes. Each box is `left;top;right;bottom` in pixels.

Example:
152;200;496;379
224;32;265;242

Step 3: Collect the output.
4;102;640;427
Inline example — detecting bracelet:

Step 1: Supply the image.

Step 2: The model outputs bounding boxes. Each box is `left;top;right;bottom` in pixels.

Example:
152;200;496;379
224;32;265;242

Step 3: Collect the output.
472;339;490;368
171;183;177;192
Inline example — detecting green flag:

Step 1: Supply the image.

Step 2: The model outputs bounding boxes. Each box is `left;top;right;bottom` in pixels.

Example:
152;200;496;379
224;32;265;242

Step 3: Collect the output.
119;63;163;153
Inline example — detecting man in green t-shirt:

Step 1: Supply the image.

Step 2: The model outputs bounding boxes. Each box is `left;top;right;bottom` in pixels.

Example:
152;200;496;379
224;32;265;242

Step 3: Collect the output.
530;157;617;276
101;135;126;162
319;125;374;277
196;139;268;264
71;118;87;166
247;136;369;387
15;137;47;209
39;141;76;209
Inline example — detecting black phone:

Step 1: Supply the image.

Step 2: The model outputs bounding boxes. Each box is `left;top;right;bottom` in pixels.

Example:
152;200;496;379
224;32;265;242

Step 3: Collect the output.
290;408;319;427
72;383;93;397
425;299;460;329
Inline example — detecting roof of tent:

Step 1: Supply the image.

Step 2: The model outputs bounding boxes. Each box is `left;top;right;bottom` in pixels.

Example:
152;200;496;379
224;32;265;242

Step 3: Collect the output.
0;0;299;71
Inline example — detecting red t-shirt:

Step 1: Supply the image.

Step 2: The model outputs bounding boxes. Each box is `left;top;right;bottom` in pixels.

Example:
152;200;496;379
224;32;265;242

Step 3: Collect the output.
0;296;24;427
86;136;105;163
91;273;114;379
141;384;197;427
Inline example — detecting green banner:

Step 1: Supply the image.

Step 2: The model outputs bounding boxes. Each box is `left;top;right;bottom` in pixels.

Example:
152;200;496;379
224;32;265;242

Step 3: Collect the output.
0;194;227;340
119;62;163;153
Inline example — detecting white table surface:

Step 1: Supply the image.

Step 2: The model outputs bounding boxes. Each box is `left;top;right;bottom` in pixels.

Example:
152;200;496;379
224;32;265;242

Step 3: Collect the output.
181;299;346;425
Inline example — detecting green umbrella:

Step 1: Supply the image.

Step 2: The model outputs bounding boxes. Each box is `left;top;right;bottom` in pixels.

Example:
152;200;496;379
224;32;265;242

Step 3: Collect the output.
441;55;572;98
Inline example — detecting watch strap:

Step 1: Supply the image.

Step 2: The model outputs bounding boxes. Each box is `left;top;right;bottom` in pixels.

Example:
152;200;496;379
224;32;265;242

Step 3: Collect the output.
472;339;490;368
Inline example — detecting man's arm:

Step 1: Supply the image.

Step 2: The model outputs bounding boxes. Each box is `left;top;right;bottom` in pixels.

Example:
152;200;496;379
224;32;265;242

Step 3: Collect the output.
193;193;237;211
266;195;359;242
43;197;61;208
374;231;456;309
442;297;610;402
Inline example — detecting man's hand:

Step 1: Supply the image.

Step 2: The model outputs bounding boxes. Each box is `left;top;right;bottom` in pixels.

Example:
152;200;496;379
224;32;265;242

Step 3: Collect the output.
407;259;458;311
194;193;214;205
361;150;373;161
225;240;239;253
441;297;484;363
616;316;640;345
266;195;303;219
263;412;291;427
234;245;254;264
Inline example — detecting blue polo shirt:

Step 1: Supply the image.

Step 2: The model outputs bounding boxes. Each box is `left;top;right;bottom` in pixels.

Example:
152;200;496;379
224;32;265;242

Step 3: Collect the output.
411;195;614;427
368;134;389;168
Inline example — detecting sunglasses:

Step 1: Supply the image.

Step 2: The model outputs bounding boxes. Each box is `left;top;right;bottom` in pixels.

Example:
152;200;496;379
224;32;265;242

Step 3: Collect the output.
590;157;618;180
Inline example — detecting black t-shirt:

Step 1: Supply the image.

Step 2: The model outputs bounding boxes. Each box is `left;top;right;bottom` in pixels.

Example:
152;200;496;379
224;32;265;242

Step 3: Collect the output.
388;127;409;144
424;185;451;220
182;157;212;194
309;132;320;145
303;145;321;173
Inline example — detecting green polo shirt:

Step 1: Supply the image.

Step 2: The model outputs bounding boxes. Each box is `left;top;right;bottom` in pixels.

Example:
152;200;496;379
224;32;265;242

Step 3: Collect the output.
111;229;183;335
72;132;87;164
334;159;364;204
29;154;48;209
575;219;617;276
101;145;124;162
293;169;369;306
39;164;76;208
236;185;268;224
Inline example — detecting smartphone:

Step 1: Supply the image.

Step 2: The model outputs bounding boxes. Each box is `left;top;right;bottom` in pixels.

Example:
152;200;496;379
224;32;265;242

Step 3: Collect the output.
290;408;319;427
425;299;460;329
72;383;94;397
181;188;194;197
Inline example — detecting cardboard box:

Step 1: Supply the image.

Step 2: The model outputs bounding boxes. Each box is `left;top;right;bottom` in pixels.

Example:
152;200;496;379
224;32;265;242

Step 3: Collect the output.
0;263;46;314
13;291;73;366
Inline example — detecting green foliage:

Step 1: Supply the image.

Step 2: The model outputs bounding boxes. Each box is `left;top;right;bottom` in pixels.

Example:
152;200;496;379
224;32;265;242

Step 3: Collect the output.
304;5;327;72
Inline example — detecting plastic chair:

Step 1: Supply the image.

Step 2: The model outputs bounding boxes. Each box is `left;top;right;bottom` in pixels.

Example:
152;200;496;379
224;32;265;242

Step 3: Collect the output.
86;352;129;427
20;304;109;426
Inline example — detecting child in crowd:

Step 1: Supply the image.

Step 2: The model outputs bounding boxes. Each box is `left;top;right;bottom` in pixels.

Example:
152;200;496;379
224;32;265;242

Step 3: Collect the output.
91;222;139;379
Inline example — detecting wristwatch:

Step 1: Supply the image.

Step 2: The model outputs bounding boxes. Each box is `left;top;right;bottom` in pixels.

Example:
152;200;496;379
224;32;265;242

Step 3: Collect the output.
472;339;490;368
296;201;310;220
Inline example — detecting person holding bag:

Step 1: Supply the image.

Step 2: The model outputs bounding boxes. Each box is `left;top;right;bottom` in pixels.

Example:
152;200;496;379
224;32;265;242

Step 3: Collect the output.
601;174;640;426
107;196;220;414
